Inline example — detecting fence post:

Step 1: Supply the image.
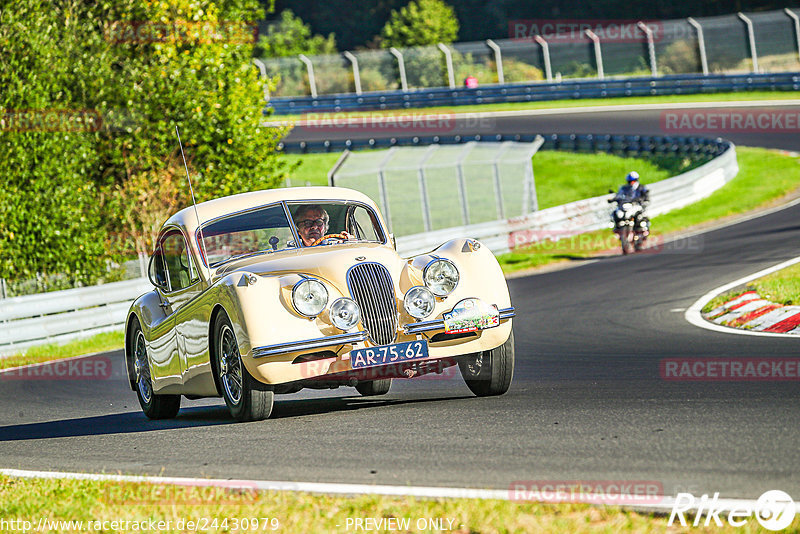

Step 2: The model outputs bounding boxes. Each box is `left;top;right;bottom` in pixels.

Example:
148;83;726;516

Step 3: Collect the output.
486;39;504;84
491;142;513;220
343;51;362;95
327;150;350;186
584;29;604;80
455;142;475;225
252;59;270;102
417;145;439;232
534;35;553;82
437;43;456;89
785;9;800;64
737;13;759;73
377;148;398;233
389;47;409;92
298;54;318;98
637;22;658;77
0;278;6;299
687;18;709;75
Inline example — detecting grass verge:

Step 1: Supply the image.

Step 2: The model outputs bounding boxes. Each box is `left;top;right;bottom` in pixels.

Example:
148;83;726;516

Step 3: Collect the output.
499;146;800;273
0;474;744;533
701;262;800;313
273;91;800;121
0;331;124;371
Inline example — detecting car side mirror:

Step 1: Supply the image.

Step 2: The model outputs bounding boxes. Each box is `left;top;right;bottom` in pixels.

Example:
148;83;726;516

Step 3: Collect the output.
147;251;168;290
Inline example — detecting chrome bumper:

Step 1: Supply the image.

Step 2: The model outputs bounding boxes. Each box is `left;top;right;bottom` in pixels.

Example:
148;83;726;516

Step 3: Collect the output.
252;331;368;359
404;306;515;335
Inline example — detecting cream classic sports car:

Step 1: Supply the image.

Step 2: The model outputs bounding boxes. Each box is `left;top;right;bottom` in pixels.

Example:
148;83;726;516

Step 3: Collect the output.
125;187;515;421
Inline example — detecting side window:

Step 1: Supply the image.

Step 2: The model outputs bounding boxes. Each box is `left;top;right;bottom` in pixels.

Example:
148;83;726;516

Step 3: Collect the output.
161;230;194;292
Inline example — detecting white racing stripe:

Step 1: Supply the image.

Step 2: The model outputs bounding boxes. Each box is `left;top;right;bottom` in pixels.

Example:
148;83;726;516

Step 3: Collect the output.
0;468;777;514
685;255;800;338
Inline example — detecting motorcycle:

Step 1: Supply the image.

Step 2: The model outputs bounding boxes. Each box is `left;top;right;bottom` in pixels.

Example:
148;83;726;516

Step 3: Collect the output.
608;191;650;255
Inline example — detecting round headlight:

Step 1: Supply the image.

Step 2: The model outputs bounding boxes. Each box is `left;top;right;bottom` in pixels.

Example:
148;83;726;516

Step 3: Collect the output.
292;279;328;317
404;286;435;319
330;298;361;331
423;258;459;296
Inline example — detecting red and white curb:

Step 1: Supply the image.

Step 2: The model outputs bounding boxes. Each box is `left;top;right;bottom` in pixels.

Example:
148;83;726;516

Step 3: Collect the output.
686;256;800;338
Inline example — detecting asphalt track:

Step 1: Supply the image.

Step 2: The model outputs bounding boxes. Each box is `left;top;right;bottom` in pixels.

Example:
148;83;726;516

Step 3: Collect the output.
1;103;800;500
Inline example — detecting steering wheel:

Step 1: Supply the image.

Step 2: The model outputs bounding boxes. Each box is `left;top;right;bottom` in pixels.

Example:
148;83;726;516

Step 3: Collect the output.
310;233;350;247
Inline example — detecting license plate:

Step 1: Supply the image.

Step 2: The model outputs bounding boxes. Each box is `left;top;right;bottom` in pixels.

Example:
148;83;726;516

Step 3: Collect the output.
350;340;429;369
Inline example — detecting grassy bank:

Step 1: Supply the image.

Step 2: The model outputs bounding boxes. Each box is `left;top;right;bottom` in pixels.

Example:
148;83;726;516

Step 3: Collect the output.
703;261;800;313
500;147;800;273
0;331;124;370
0;474;748;533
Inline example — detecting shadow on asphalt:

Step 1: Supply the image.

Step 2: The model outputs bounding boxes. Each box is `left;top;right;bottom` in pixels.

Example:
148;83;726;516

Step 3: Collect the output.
0;395;475;440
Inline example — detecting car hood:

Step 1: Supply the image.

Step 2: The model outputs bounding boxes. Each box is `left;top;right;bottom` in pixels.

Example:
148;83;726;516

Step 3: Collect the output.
212;243;407;290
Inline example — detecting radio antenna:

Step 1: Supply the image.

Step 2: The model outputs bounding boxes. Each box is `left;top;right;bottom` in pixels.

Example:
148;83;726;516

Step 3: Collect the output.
175;125;208;275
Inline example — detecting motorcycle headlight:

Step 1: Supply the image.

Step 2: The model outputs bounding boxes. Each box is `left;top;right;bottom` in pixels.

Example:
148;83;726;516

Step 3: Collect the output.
292;279;328;318
330;298;360;331
423;258;459;296
622;202;633;210
404;286;435;319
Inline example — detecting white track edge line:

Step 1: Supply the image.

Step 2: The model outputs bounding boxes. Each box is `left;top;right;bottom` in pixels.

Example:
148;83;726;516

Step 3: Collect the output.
685;255;800;338
0;468;773;513
265;99;800;126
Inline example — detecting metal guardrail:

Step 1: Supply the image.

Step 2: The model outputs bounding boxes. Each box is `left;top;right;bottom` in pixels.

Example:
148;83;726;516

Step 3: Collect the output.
0;277;152;356
268;72;800;114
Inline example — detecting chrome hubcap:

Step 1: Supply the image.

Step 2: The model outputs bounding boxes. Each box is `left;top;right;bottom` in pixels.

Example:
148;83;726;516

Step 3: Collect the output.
219;325;243;405
466;352;483;377
134;331;152;403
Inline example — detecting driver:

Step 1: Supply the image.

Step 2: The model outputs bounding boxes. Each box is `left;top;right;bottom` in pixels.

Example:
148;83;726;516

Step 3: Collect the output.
293;204;329;247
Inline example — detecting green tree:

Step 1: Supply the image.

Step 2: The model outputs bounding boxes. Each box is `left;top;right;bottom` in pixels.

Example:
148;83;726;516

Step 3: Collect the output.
254;9;337;58
379;0;459;48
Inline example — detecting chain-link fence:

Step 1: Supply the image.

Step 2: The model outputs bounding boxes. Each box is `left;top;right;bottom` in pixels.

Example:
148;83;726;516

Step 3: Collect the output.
259;8;800;98
328;139;544;237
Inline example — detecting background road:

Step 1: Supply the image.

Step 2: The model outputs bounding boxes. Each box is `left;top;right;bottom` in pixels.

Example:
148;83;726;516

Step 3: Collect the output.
1;103;799;500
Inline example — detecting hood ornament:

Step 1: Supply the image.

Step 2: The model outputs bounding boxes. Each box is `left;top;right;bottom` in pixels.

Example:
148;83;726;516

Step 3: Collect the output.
355;256;366;261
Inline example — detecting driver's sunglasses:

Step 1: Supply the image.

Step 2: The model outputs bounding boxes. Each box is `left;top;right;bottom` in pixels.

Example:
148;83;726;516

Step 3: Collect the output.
297;218;326;229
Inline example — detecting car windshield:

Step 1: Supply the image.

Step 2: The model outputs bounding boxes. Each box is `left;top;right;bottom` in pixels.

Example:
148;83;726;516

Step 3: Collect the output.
287;201;385;248
199;204;297;267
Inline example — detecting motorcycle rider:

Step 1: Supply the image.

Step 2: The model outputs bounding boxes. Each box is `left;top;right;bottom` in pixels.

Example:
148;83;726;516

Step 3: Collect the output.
612;171;650;234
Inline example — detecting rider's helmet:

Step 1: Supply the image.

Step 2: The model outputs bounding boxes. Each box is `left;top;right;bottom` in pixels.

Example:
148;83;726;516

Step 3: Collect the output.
626;171;639;183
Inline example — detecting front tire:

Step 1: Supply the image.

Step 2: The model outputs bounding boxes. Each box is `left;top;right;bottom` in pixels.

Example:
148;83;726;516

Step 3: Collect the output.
355;379;392;396
130;322;180;419
214;313;273;422
620;227;632;255
458;330;514;397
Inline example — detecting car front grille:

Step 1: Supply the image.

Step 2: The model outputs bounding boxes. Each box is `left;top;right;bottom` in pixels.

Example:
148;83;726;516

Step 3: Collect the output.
347;262;398;346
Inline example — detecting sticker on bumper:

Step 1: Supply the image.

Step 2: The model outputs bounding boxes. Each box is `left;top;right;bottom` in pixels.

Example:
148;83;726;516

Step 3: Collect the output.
443;299;499;334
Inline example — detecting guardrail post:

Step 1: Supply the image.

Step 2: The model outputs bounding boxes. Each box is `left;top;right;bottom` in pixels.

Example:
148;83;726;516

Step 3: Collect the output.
584;29;604;80
377;148;398;233
486;39;504;84
437;43;456;89
455;142;475;225
637;22;658;77
687;18;709;75
492;142;513;219
252;59;270;102
785;9;800;64
534;35;553;82
343;51;362;95
737;13;759;73
418;145;439;232
298;54;318;98
389;47;409;92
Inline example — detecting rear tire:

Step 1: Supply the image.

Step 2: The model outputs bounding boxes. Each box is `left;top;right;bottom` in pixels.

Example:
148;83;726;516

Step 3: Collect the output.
130;322;181;419
458;330;514;397
355;379;392;396
214;313;274;422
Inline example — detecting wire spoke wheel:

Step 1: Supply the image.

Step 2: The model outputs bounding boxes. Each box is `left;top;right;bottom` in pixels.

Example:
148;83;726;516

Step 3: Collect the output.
219;324;243;405
134;331;152;404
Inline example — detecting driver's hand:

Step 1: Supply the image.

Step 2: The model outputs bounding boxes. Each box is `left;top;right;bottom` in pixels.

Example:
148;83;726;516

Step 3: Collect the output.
342;231;356;240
